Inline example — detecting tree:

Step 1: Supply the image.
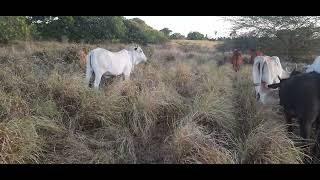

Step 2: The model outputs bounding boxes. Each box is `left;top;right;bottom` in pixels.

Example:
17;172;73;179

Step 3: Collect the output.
226;16;320;61
33;16;128;43
0;16;35;43
35;16;75;41
82;16;127;42
230;30;237;39
187;31;205;40
27;16;57;24
124;19;148;44
124;18;167;44
160;28;172;38
170;33;185;40
227;16;320;37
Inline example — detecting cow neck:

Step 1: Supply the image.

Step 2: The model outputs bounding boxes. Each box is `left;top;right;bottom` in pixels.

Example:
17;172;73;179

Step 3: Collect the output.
128;50;136;66
281;69;290;79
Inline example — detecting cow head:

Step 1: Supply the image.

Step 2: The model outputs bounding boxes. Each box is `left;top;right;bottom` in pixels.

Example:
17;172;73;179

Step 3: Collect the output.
131;45;147;64
233;49;242;56
268;76;289;106
268;67;302;89
259;81;279;105
252;56;284;103
285;63;298;74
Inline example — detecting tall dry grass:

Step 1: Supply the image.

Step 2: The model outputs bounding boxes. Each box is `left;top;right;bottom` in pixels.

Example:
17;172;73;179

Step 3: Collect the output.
231;65;306;164
0;40;307;164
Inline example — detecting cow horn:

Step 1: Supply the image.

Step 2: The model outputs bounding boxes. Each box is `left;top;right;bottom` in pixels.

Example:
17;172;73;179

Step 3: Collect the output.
286;66;293;73
285;66;290;73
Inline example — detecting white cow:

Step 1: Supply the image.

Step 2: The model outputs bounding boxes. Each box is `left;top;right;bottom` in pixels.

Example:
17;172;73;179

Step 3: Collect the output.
305;56;320;73
252;56;292;104
86;45;147;89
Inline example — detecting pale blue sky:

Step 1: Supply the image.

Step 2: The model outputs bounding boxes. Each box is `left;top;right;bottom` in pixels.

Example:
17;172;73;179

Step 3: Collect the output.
124;16;233;38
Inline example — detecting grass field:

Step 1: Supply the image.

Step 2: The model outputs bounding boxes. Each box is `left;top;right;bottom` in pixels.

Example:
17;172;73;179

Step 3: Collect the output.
0;40;311;163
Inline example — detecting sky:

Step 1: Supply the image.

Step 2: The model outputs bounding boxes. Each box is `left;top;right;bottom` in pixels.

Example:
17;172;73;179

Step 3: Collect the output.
124;16;234;38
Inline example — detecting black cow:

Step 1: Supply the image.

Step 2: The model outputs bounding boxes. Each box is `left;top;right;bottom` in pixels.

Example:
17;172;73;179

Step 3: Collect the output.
269;72;320;157
290;69;302;77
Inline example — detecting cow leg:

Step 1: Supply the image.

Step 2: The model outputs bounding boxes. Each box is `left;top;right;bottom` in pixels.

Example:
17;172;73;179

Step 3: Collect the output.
299;111;319;163
232;62;236;72
85;66;93;87
284;112;294;134
315;118;320;149
123;69;131;81
300;120;313;164
256;93;260;101
300;111;318;140
124;74;130;81
300;120;313;140
93;73;102;89
311;117;320;163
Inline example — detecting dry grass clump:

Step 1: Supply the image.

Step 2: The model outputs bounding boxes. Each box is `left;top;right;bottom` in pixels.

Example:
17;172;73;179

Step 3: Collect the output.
232;65;307;164
170;117;234;164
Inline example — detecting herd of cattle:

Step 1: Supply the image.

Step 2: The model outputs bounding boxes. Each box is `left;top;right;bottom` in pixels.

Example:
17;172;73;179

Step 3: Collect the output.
80;44;320;159
232;49;320;158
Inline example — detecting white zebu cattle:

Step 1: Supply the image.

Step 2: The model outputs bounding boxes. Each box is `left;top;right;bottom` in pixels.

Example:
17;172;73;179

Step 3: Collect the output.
86;45;147;89
306;56;320;73
252;56;291;104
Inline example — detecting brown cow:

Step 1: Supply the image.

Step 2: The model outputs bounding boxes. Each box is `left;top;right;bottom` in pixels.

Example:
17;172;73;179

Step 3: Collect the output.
231;49;243;72
249;49;263;64
78;48;87;69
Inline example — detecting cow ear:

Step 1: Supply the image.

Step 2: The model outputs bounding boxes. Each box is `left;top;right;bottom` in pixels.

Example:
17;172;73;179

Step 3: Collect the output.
268;83;280;89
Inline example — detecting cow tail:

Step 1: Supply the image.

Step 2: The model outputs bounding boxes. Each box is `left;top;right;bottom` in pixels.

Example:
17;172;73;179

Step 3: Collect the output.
259;59;265;85
89;53;93;70
86;52;94;83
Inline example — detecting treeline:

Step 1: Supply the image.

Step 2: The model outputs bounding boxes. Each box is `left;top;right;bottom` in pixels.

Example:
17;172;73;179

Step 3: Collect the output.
217;32;320;63
0;16;214;45
160;28;214;41
0;16;167;44
222;16;320;63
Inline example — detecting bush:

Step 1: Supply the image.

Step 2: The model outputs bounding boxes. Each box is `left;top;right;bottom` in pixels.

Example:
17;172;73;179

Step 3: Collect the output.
187;32;205;40
170;33;186;40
